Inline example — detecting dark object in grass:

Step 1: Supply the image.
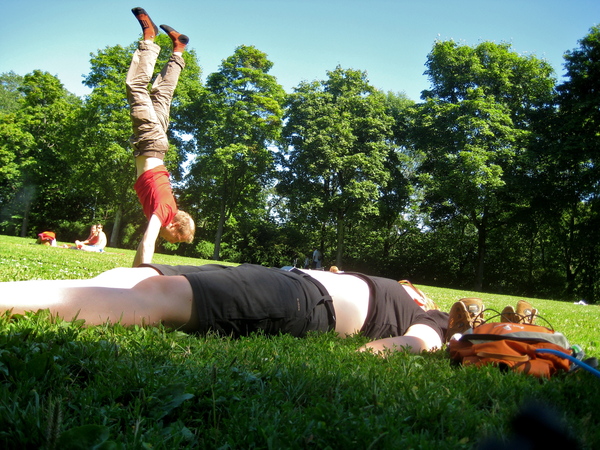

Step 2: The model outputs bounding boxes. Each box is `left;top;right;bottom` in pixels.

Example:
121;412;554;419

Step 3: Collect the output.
478;401;581;449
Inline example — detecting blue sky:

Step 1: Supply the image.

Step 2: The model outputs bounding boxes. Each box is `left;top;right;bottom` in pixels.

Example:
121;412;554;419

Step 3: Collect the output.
1;0;599;101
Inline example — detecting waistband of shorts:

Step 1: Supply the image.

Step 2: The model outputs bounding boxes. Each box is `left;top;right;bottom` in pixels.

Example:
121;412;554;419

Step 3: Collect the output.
290;268;336;331
131;138;168;160
133;148;167;160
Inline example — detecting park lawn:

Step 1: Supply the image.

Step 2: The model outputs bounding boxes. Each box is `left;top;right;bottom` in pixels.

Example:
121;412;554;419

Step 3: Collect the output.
0;234;599;448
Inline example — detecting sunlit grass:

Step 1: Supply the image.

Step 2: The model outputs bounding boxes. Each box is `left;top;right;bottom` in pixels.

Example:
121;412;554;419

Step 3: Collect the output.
0;234;599;448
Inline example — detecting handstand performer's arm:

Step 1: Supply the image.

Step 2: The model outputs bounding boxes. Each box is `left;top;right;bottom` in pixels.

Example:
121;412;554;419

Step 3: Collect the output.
133;214;162;267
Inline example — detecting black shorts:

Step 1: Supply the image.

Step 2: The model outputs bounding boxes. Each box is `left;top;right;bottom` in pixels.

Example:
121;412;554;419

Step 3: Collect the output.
143;263;335;337
343;273;449;341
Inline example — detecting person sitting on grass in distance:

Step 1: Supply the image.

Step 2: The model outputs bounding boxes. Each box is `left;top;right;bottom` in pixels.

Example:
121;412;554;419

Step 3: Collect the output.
75;223;107;252
128;7;195;267
77;224;99;246
37;231;57;246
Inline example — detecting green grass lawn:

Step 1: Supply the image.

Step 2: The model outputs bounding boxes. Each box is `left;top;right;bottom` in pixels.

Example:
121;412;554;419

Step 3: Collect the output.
0;235;599;449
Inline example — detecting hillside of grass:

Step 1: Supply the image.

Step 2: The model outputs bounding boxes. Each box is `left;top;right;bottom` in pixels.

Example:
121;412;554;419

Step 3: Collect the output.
0;235;599;448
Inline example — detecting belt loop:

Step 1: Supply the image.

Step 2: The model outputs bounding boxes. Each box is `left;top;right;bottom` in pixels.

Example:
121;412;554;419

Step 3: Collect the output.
291;268;337;331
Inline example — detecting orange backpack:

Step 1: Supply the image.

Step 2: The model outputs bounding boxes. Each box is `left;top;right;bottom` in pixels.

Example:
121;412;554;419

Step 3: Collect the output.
448;322;572;378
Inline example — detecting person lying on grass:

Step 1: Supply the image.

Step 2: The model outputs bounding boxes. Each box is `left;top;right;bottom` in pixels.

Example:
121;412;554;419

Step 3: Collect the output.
0;263;449;354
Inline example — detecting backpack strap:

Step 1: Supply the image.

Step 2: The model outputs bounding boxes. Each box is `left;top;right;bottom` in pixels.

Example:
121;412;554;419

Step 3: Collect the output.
536;349;600;379
476;351;530;362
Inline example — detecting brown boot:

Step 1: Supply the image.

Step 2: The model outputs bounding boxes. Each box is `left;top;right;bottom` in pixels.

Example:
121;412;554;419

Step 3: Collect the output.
516;300;538;324
160;24;189;53
445;298;485;342
132;7;160;40
501;301;537;324
501;305;518;323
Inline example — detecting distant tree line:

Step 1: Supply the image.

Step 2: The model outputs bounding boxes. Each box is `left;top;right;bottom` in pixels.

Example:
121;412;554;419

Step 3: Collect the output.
1;26;599;302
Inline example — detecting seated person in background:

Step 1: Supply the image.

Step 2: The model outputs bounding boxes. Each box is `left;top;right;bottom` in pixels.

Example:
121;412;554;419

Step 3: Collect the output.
0;263;450;354
75;224;98;247
76;224;107;252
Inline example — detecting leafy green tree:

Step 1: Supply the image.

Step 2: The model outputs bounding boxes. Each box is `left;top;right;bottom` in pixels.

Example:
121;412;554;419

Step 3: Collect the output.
279;67;393;267
0;113;35;233
0;71;24;113
0;72;28;226
338;91;418;275
558;24;600;168
413;40;556;290
77;43;136;245
0;70;82;236
546;24;600;300
377;92;417;261
180;45;285;260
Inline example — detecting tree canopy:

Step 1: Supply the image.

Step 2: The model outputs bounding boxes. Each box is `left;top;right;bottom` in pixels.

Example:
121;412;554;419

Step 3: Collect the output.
1;25;600;302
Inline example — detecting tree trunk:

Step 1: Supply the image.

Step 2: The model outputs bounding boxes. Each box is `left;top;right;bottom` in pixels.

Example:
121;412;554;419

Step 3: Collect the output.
212;200;226;260
526;229;536;297
474;213;487;291
564;205;577;298
19;185;35;237
335;212;345;267
20;201;30;238
109;206;122;248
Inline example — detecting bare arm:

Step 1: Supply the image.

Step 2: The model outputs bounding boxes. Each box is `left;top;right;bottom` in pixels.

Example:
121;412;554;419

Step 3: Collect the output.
0;273;197;330
133;214;162;267
359;324;443;354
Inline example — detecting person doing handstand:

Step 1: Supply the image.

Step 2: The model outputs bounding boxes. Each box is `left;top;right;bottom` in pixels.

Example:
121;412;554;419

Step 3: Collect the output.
128;8;195;267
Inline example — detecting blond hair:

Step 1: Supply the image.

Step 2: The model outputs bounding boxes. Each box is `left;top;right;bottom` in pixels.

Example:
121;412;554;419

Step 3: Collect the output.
172;210;195;243
398;280;439;311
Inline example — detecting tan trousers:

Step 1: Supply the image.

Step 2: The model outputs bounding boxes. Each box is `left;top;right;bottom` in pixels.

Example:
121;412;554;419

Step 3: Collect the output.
126;41;185;158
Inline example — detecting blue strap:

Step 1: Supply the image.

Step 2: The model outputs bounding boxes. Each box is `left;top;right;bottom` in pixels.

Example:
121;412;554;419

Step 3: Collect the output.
536;349;600;379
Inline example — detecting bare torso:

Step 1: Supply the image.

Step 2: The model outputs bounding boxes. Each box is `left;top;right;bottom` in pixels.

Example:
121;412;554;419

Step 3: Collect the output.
296;270;442;351
297;269;370;337
135;155;164;178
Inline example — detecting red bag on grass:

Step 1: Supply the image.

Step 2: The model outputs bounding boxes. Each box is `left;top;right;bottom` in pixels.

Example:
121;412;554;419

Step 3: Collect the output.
37;231;56;245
